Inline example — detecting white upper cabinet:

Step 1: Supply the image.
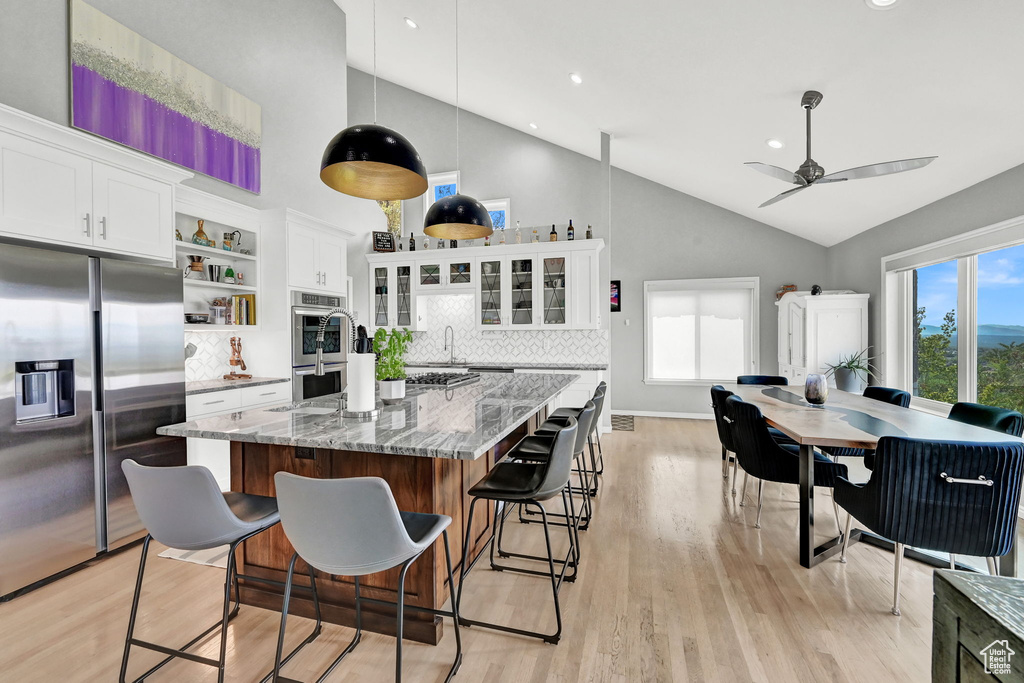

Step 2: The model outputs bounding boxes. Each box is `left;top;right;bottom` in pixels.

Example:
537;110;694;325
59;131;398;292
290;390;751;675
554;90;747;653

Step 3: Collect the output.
282;211;351;295
0;131;93;247
0;105;190;260
368;239;604;331
91;162;172;258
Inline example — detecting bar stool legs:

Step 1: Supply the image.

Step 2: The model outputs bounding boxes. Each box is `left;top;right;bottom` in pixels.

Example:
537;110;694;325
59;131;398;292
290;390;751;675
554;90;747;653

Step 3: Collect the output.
458;497;567;644
120;534;256;683
270;532;462;683
494;491;580;581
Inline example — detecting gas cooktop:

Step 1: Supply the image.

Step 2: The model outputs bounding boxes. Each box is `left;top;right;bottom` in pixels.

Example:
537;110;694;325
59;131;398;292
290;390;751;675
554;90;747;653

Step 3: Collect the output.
405;372;481;387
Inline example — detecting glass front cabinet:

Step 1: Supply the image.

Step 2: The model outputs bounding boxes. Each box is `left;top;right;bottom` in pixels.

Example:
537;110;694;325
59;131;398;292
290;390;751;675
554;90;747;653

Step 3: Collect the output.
475;253;571;330
371;262;418;330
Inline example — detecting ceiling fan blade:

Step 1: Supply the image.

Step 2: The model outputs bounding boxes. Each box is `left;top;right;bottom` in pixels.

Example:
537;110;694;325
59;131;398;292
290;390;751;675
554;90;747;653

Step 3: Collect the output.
758;184;812;208
819;156;937;182
744;162;807;185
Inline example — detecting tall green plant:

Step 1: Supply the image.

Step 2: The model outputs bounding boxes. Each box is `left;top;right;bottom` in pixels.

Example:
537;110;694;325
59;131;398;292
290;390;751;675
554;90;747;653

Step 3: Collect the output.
373;327;413;381
825;348;877;381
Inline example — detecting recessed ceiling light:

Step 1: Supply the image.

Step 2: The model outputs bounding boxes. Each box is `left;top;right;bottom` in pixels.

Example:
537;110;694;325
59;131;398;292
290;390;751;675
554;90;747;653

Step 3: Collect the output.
529;122;538;130
865;0;899;9
766;138;784;149
569;73;583;85
404;17;418;28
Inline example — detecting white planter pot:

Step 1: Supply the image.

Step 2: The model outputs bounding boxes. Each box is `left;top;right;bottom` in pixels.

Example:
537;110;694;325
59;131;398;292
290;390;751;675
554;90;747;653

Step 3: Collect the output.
379;379;406;405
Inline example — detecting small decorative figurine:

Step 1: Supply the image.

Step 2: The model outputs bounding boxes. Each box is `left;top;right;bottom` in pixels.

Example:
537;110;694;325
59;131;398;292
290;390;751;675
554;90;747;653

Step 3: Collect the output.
192;219;214;247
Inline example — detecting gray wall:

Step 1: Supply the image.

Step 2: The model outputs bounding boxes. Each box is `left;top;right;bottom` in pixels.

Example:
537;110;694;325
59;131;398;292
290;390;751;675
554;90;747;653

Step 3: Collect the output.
826;163;1024;378
347;68;830;415
0;0;370;226
609;169;829;414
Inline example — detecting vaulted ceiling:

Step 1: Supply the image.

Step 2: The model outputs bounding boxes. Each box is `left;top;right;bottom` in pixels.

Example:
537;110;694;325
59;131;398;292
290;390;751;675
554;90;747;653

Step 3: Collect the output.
338;0;1024;247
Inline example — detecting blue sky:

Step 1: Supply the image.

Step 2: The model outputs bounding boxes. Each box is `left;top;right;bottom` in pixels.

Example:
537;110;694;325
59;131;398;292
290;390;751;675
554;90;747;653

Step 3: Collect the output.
916;243;1024;327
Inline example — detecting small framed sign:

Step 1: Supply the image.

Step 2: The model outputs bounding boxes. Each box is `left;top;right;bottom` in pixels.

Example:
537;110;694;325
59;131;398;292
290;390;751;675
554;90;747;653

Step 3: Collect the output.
372;231;396;253
610;280;621;312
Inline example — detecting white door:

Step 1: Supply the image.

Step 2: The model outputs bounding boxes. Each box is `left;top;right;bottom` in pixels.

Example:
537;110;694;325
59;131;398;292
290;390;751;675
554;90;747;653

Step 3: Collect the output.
0;131;93;247
319;232;347;294
92;163;172;259
287;223;321;290
570;249;599;329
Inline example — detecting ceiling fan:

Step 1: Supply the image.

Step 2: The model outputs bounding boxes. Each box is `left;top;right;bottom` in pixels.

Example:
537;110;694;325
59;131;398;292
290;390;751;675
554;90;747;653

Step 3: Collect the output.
746;90;937;208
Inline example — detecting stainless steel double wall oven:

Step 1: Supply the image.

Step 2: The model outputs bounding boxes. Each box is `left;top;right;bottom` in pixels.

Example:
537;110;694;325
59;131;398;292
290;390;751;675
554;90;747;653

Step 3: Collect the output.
291;291;348;401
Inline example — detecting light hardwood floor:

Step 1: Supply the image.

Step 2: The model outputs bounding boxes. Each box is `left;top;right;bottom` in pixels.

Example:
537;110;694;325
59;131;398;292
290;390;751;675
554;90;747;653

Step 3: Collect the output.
0;418;935;682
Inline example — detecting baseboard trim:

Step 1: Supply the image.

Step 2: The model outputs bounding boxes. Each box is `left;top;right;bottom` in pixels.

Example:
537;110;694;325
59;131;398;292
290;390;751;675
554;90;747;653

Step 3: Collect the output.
611;410;713;420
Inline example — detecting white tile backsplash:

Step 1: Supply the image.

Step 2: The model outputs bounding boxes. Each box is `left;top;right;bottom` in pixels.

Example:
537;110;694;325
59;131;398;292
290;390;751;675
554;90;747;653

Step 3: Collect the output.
184;332;234;382
405;294;609;365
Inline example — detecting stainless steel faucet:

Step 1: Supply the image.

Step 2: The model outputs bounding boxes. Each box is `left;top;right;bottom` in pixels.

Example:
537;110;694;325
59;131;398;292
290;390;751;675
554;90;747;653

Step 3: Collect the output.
315;307;357;376
444;325;455;364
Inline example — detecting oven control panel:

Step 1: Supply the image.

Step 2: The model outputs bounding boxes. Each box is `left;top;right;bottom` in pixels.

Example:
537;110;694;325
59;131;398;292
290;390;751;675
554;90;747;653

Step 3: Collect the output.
293;291;343;308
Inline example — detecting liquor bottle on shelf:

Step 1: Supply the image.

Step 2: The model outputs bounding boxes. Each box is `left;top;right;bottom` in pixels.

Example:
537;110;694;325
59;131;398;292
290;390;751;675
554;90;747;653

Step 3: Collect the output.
586;224;593;239
450;239;458;248
532;229;540;243
409;232;416;252
484;234;491;246
515;221;523;244
549;224;558;242
499;228;506;245
567;219;575;240
423;234;430;250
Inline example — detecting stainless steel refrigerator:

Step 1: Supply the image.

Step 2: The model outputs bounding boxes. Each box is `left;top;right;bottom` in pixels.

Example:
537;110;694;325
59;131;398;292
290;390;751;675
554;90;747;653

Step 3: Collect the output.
0;243;186;598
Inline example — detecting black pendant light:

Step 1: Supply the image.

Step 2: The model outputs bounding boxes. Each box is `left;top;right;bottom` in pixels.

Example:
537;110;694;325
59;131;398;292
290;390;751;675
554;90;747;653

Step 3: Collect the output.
423;0;493;240
320;1;427;201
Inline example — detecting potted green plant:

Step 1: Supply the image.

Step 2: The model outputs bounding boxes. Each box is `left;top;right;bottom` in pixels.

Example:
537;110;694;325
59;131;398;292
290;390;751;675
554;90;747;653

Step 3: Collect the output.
373;327;414;404
825;348;877;392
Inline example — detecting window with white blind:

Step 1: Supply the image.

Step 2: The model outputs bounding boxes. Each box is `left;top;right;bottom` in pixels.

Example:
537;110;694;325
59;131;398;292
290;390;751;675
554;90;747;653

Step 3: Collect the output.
643;277;759;384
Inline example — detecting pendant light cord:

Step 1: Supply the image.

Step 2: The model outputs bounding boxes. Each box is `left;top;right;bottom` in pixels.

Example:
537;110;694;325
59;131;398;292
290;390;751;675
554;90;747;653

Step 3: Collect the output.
372;0;377;124
455;0;460;173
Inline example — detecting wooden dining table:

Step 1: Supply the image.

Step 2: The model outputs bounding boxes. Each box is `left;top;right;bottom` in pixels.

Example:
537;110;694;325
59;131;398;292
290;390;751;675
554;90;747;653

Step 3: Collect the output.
725;383;1023;575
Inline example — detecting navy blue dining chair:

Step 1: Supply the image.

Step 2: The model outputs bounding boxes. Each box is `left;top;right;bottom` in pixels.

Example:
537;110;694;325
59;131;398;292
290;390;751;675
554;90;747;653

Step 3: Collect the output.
726;395;848;530
948;401;1024;437
835;436;1024;616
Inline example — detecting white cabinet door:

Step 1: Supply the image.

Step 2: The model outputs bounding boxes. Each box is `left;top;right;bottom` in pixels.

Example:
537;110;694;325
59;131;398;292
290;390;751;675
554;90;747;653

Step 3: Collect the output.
319;232;347;294
538;253;570;327
416;261;445;291
444;257;475;290
570;249;599;329
370;264;391;327
477;256;505;328
790;308;805;367
92;163;172;259
0;132;93;247
507;255;538;329
288;223;321;290
391;263;417;329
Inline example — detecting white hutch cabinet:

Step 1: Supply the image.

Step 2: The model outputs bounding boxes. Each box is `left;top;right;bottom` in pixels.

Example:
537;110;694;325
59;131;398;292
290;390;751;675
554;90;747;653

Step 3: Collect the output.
776;290;869;385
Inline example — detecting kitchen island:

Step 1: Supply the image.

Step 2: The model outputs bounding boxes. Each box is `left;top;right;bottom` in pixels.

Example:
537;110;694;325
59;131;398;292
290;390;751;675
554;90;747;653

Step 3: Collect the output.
156;372;578;644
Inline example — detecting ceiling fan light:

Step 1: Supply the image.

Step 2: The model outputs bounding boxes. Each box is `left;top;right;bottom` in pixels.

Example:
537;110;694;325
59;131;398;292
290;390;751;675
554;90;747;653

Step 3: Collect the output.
320;124;427;200
423;193;494;239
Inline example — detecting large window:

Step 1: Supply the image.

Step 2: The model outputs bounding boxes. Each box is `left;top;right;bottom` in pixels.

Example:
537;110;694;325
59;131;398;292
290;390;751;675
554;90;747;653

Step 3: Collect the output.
643;278;758;384
887;219;1024;414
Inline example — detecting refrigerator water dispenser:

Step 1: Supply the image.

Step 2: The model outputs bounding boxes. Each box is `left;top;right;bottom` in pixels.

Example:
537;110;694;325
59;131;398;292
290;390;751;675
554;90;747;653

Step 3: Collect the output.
14;360;75;423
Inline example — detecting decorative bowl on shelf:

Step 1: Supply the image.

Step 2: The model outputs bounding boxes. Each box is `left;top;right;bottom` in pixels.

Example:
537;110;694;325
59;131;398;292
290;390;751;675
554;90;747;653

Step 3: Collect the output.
185;313;210;324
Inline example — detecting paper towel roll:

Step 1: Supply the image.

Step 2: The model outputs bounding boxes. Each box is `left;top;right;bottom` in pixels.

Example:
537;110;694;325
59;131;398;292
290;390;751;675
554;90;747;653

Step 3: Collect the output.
347;354;377;413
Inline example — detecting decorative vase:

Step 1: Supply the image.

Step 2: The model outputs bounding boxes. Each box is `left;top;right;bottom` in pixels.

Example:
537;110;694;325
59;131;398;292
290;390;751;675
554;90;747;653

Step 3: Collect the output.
804;373;829;405
379;378;406;405
834;367;862;393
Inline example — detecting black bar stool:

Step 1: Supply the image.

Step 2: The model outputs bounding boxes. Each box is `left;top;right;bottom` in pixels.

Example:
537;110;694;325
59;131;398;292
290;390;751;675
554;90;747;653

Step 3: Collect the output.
457;418;579;644
119;460;286;683
508;399;597;539
548;382;607;493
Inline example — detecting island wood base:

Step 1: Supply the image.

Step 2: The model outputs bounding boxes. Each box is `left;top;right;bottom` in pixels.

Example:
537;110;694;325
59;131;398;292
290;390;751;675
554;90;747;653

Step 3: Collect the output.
228;407;548;645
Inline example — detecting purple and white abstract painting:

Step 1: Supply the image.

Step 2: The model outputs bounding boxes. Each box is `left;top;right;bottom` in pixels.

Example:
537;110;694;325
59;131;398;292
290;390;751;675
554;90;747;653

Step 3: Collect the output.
70;0;261;193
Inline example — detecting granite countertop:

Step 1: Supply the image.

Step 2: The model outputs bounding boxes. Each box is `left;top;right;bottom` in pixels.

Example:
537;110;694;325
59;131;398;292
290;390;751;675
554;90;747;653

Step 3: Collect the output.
406;361;608;371
186;377;290;396
159;372;578;460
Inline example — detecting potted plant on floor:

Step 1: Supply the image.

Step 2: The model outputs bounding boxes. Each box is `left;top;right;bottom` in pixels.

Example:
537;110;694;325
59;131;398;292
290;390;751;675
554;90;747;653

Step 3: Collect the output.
373;327;414;404
826;348;876;392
